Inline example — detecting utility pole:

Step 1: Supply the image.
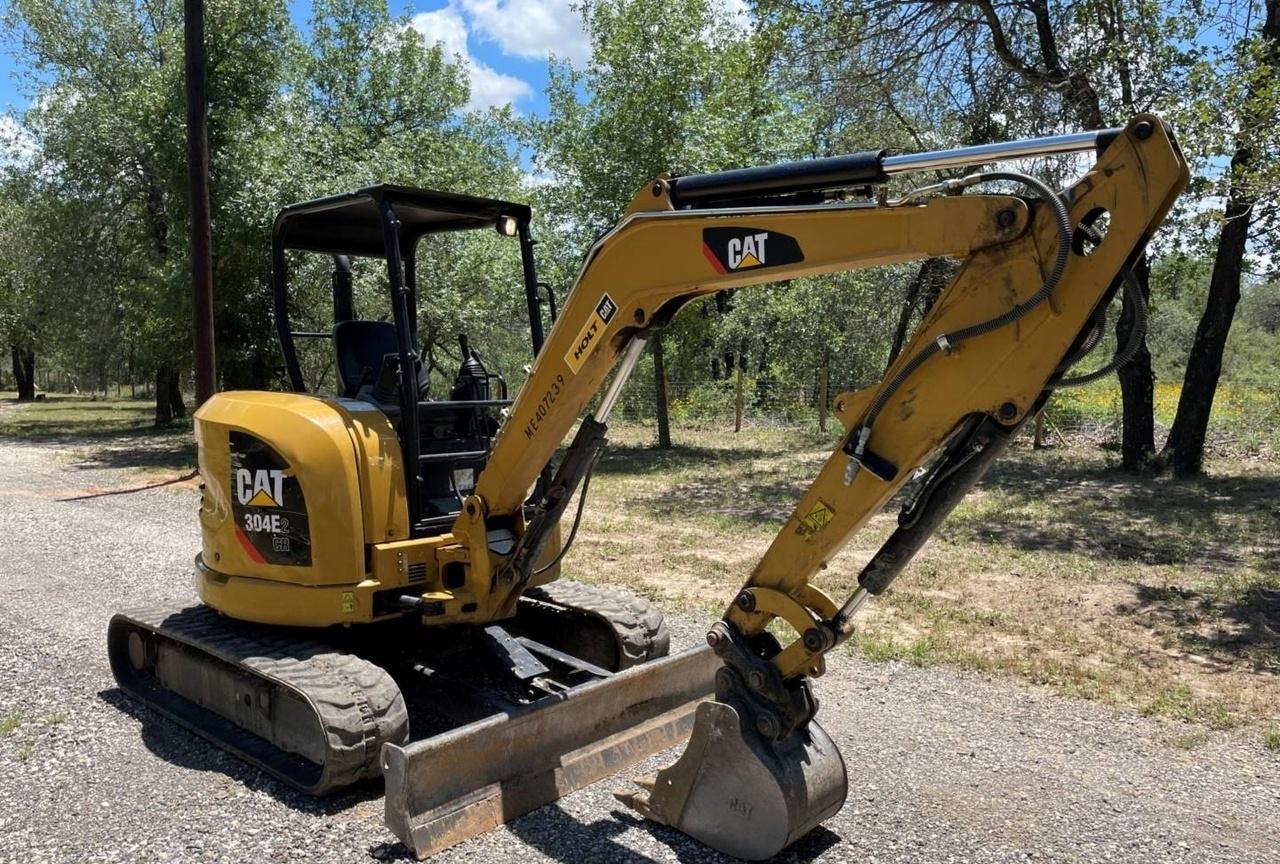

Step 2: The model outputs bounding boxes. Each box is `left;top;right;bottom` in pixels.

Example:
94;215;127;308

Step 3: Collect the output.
186;0;216;405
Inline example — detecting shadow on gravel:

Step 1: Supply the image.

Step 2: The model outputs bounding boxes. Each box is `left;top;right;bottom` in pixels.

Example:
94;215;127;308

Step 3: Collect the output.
500;805;840;864
69;434;197;474
98;687;383;814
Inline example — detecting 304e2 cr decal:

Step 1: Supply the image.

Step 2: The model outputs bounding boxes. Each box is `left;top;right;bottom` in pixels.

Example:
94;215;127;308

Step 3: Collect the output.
702;226;804;274
229;431;311;566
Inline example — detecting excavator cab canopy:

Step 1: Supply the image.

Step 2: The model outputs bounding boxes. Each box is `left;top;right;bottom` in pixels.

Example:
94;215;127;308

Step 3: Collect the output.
270;184;549;535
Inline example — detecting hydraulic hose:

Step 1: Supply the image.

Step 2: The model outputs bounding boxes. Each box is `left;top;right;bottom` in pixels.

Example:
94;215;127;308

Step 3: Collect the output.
531;466;594;577
848;171;1073;468
1054;267;1147;388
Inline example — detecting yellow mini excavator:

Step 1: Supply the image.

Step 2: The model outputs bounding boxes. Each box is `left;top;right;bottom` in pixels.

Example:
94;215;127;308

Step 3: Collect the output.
110;114;1186;860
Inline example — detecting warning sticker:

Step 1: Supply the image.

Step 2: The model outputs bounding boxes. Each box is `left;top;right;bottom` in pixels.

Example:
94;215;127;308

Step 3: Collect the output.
795;499;835;537
230;431;311;566
564;293;618;374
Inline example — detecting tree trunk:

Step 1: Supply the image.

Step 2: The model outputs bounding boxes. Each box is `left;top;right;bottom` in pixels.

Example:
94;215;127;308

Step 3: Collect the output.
817;349;830;433
155;366;173;426
887;258;955;370
1115;258;1155;471
1161;0;1277;477
169;368;186;418
1162;173;1253;476
154;366;184;427
11;345;35;401
652;332;671;449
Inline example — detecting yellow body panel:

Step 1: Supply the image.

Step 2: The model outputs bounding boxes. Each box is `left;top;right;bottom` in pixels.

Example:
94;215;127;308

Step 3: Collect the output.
193;390;549;626
195;391;366;587
337;399;410;545
195;391;411;625
195;557;382;626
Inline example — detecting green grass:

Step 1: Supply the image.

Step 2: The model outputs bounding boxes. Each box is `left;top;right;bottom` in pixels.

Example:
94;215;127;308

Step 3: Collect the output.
0;393;195;474
1140;684;1240;730
0;713;21;736
1264;724;1280;751
852;631;950;667
0;393;185;439
578;422;1280;737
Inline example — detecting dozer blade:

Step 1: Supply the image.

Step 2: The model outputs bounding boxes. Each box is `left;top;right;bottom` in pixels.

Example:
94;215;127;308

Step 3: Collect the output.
382;644;719;859
617;698;848;861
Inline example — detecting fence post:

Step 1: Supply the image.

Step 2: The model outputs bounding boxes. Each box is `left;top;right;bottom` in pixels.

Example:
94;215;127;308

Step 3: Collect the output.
653;332;671;448
817;350;829;433
734;363;744;433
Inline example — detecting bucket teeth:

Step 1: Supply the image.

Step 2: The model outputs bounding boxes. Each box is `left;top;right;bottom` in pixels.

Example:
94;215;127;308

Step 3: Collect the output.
613;774;658;813
612;787;653;816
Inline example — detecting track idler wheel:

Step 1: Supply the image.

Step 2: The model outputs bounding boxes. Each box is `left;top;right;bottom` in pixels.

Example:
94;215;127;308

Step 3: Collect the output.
616;694;847;860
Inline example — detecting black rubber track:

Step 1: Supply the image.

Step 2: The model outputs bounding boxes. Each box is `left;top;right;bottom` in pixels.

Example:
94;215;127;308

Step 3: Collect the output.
520;580;670;670
108;604;408;795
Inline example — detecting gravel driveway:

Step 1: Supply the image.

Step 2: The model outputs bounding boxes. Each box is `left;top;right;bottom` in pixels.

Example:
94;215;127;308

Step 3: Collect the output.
1;437;1277;863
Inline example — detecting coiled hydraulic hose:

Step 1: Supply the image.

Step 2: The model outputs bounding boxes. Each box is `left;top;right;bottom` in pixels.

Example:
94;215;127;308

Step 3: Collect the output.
847;170;1073;471
1054;267;1147;388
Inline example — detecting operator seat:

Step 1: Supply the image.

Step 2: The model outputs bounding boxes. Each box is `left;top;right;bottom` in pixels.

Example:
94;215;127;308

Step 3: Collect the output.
332;320;428;401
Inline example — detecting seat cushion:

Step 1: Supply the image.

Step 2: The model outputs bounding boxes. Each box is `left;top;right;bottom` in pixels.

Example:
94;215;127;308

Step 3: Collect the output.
333;320;400;398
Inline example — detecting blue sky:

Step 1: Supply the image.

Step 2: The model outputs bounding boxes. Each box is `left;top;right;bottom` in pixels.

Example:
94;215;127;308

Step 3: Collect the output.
0;0;596;118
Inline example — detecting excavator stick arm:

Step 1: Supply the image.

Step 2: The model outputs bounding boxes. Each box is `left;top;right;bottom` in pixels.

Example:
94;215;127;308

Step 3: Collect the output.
612;116;1188;859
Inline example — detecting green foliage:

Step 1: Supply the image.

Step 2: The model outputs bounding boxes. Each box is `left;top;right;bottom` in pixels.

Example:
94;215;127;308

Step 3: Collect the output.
0;0;529;401
0;0;1275;465
1141;683;1239;730
1264;723;1280;751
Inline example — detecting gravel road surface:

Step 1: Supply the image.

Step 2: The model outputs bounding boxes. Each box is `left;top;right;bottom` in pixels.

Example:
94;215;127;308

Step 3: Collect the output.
1;436;1277;863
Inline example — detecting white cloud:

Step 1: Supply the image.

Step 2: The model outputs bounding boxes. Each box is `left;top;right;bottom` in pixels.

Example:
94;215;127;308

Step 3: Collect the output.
522;168;558;189
458;0;591;65
410;7;533;111
0;115;37;169
458;0;749;63
409;0;754;110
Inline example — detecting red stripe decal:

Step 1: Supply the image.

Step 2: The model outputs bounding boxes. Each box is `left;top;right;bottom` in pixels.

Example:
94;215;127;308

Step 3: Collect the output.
235;527;267;564
701;243;727;274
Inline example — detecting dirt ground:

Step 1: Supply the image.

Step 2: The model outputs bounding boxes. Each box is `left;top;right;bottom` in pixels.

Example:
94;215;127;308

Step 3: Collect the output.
577;424;1280;741
1;418;1279;862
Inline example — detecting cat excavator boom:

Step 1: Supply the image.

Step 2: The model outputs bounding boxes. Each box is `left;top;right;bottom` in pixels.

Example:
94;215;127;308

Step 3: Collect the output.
383;114;1187;859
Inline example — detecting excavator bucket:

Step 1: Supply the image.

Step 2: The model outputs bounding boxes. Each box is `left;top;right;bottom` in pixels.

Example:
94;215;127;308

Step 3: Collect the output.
617;698;847;861
383;644;719;859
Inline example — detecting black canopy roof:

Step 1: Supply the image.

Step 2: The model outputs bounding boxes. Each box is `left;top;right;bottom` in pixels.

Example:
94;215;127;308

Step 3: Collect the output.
272;184;532;257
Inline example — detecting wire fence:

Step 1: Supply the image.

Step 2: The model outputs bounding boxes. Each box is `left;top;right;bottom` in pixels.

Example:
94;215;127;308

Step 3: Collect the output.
609;375;1280;460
